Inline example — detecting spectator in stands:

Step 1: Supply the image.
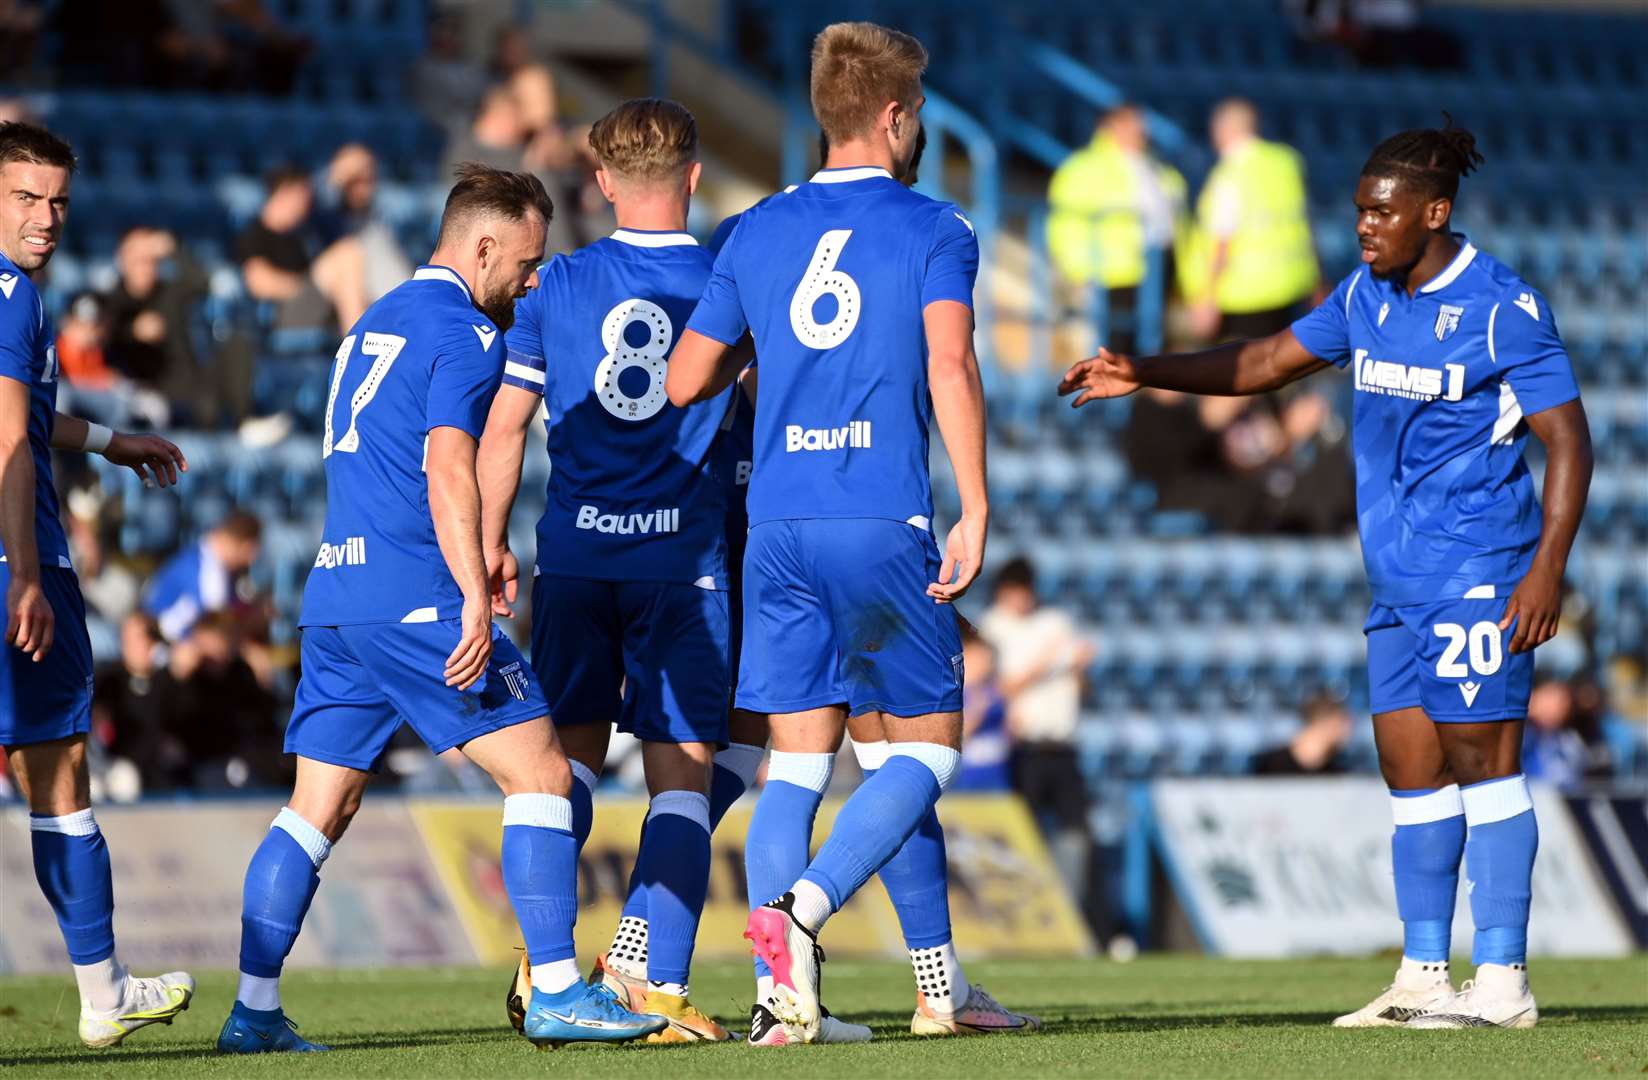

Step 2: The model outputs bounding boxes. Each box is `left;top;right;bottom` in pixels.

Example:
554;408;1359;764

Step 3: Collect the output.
489;22;534;81
234;165;368;335
413;11;491;132
1125;387;1262;530
0;4;42;84
162;610;281;790
314;143;412;306
954;621;1011;792
1047;103;1187;355
142;510;262;642
1190;99;1319;342
55;290;174;430
1252;691;1353;774
94;613;185;794
102;226;212;418
66;483;141;623
442;85;531;177
515;63;608;252
980;557;1096;895
1523;677;1606;791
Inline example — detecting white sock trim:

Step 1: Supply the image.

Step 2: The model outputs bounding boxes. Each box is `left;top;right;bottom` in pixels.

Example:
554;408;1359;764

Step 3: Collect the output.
714;742;766;787
789;879;833;932
888;742;962;791
1461;774;1534;826
1390;785;1465;827
530;957;581;995
73;956;127;1012
272;807;333;868
767;751;834;794
30;809;97;836
503;792;574;831
569;759;599;795
647;789;711;832
851;739;891;772
235;971;282;1012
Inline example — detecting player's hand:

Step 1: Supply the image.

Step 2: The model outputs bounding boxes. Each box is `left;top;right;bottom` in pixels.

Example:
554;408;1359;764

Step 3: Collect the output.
103;432;188;488
5;574;53;661
487;547;519;618
1501;566;1562;654
928;512;987;604
445;596;493;690
1057;348;1143;408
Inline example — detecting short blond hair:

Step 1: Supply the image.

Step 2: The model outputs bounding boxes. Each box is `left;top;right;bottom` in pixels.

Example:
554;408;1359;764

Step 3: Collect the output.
587;98;698;182
809;22;927;145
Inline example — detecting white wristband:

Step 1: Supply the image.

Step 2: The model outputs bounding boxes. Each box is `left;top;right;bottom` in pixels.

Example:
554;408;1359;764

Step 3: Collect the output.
81;423;113;454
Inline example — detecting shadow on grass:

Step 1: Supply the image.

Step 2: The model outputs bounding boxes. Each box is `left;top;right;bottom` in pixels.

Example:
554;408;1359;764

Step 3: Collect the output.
0;1026;515;1069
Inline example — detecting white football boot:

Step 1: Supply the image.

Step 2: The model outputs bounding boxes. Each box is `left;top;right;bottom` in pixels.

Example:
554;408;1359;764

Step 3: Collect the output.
79;970;195;1048
1333;958;1456;1028
1408;964;1538;1029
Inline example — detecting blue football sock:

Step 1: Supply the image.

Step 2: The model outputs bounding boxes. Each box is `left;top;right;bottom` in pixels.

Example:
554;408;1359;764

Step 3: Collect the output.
568;762;598;853
239;810;329;979
1389;786;1465;963
638;791;711;988
710;743;765;830
501;794;579;966
801;748;954;914
1461;775;1538;966
861;766;953;950
619;822;649;923
30;810;116;965
746;752;833;980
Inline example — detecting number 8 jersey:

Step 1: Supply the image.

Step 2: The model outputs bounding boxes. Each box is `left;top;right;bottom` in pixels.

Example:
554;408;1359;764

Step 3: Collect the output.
300;265;507;627
686;166;979;528
502;229;733;587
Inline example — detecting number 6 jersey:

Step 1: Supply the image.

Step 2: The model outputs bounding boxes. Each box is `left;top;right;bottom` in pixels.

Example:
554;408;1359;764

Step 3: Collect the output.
685;166;979;528
502;229;733;587
300;265;506;628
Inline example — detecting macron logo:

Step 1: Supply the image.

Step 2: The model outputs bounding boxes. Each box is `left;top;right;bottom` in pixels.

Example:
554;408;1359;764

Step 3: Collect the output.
786;421;872;453
1513;292;1539;321
1459;681;1482;708
313;536;367;569
0;272;15;300
473;324;497;351
575;504;679;535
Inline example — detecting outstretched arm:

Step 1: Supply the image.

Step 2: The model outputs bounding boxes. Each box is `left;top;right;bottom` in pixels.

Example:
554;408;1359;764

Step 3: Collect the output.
1057;328;1330;405
476;384;541;617
666;330;754;406
51;412;188;487
1501;399;1592;653
926;299;988;603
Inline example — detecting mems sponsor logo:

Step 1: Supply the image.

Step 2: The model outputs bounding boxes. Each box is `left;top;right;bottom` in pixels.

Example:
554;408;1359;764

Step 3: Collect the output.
1353;349;1465;402
575;505;679;535
313;537;367;569
785;421;872;452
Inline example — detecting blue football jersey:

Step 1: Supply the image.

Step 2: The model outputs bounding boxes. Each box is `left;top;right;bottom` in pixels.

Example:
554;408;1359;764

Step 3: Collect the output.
1291;240;1580;606
300;265;508;626
0;251;70;570
502;229;732;587
686;166;979;528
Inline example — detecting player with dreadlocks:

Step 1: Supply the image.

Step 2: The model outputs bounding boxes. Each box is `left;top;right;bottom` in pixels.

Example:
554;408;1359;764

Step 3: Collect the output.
1059;119;1592;1030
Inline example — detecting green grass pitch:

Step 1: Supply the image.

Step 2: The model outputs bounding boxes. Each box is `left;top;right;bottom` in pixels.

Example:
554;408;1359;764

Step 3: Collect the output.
2;957;1644;1077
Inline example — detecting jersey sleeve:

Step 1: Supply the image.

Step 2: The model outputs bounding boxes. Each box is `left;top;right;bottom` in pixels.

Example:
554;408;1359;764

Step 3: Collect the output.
501;272;549;397
921;206;980;309
685;221;749;345
1289;271;1360;368
0;276;38;386
427;320;503;439
706;212;740;257
1491;285;1579;416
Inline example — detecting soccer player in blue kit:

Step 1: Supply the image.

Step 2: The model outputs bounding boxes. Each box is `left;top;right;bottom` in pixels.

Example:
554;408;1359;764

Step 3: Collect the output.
217;164;665;1053
1059;122;1592;1030
0;122;194;1050
709;130;1037;1044
668;23;989;1042
476;99;740;1043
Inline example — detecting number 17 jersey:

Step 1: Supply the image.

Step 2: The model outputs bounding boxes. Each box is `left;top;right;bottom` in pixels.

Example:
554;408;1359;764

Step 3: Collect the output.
686;166;979;528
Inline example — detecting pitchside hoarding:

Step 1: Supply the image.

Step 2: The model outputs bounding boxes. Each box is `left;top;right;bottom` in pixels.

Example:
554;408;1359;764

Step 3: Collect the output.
1151;777;1635;957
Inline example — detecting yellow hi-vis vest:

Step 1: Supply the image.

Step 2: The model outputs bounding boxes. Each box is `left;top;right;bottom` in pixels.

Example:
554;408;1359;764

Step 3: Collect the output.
1195;139;1318;314
1047;133;1186;291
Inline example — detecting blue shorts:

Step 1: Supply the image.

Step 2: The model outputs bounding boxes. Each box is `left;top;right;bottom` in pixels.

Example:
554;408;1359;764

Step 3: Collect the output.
531;574;730;745
287;619;547;770
737;518;963;718
0;565;94;747
1366;591;1533;723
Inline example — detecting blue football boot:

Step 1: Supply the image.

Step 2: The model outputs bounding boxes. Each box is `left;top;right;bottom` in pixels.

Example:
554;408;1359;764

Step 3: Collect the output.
216;1002;330;1053
520;980;667;1048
